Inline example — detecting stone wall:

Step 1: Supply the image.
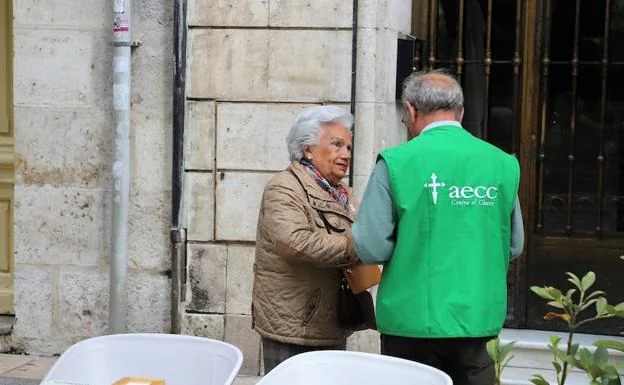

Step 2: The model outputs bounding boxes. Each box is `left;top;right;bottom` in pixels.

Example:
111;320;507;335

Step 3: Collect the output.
183;0;412;375
12;0;173;354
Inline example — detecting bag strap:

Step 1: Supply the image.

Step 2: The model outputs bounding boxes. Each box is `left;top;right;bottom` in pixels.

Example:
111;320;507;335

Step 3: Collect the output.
288;169;345;235
289;169;351;277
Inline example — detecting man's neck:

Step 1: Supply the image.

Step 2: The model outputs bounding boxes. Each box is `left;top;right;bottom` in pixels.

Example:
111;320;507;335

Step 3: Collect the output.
417;114;461;136
420;111;459;127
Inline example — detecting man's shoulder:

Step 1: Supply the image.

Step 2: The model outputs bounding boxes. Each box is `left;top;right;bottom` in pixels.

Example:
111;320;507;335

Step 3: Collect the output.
379;139;416;159
468;136;518;162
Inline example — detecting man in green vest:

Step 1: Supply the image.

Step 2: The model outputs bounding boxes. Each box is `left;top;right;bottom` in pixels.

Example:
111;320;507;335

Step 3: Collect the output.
352;70;524;385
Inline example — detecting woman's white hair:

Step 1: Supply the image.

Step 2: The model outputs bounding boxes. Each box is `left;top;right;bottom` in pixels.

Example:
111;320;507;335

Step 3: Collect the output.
286;105;354;161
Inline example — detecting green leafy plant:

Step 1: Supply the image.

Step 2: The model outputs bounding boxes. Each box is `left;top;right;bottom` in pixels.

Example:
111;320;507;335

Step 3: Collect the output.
569;345;621;385
487;337;516;385
492;257;624;385
529;269;624;385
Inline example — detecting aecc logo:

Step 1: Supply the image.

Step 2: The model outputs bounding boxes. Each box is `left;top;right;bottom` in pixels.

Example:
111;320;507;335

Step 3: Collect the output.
424;173;498;206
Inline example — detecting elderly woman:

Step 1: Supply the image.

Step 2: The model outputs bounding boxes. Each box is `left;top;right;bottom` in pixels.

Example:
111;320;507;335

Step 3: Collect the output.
252;105;357;372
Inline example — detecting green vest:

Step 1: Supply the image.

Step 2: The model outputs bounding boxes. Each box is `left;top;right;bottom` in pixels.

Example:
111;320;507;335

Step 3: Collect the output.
378;124;520;338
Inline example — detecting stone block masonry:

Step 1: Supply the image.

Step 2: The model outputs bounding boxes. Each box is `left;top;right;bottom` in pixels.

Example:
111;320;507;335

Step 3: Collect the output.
183;0;413;374
12;0;174;353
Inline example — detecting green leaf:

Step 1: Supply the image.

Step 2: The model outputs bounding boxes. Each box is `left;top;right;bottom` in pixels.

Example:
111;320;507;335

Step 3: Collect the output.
545;287;564;300
547;301;566;309
581;271;597;291
486;338;499;360
569;343;580;356
615;302;624;312
565;289;577;300
602;365;621;382
502;355;515;370
594;346;609;367
594;340;624;353
581;298;600;312
587;363;602;379
596;297;609;316
579;348;593;368
586;290;607;301
553;360;562;374
567;272;582;289
610;308;624;318
500;341;517;361
560;350;579;367
531;286;555;300
549;335;562;349
530;374;552;385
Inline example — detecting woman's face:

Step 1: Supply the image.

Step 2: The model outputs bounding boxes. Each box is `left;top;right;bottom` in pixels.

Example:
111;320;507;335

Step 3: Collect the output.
304;123;352;186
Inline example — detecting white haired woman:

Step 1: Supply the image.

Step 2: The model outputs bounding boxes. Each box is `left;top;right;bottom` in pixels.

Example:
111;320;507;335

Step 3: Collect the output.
252;105;358;372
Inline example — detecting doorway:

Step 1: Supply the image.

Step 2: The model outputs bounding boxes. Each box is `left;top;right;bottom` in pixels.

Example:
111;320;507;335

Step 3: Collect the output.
415;0;624;334
0;0;13;314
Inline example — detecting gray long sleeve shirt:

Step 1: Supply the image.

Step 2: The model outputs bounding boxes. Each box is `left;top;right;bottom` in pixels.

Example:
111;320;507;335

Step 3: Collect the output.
352;158;525;264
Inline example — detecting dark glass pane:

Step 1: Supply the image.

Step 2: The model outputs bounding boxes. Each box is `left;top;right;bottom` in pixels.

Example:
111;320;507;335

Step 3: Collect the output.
436;0;520;142
603;63;624;232
436;0;481;134
611;1;624;62
436;0;457;66
542;63;571;231
549;1;576;63
539;1;624;233
579;0;606;63
490;0;518;61
572;63;602;231
488;63;516;153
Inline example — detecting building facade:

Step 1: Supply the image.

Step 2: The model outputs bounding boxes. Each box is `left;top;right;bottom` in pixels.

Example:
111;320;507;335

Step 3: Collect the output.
2;0;624;382
4;0;409;372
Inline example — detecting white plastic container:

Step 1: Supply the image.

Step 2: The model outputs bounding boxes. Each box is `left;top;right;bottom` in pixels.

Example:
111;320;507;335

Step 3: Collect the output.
41;333;243;385
256;350;453;385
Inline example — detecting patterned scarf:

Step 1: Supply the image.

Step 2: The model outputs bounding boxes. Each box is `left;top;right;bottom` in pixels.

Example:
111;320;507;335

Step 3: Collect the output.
299;159;349;209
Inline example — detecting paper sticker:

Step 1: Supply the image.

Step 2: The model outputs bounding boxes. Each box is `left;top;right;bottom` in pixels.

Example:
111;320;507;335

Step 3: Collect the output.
113;15;129;32
113;84;129;110
114;0;124;13
113;56;129;73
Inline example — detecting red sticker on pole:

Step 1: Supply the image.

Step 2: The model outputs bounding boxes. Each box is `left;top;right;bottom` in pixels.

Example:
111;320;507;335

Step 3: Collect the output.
113;16;129;32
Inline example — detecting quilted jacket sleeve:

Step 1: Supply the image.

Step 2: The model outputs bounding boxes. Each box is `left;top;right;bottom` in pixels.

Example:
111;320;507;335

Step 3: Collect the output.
261;182;356;268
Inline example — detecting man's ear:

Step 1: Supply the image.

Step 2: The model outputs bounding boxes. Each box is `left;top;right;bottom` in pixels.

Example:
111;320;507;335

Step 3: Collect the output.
458;108;465;123
405;102;417;119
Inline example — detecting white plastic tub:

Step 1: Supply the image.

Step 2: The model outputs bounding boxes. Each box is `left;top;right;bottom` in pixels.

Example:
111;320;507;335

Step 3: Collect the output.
41;333;243;385
256;350;452;385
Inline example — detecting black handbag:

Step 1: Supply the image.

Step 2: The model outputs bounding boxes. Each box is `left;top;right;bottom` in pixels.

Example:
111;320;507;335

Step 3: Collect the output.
316;209;376;331
338;275;376;331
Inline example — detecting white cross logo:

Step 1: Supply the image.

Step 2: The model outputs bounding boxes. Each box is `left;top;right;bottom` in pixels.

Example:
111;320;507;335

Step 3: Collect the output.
424;172;445;205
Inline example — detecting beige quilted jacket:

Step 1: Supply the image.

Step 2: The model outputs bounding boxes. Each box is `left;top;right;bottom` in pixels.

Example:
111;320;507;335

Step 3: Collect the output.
252;161;358;346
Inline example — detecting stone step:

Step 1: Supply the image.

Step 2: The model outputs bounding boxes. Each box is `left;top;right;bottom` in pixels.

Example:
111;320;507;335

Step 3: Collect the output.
500;328;624;385
0;316;13;335
0;316;14;353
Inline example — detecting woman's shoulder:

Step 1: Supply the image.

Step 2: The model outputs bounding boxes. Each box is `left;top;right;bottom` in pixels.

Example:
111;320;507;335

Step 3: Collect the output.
264;166;304;194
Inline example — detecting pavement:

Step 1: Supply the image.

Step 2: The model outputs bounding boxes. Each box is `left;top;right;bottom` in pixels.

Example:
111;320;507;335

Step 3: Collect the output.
0;353;260;385
0;353;55;385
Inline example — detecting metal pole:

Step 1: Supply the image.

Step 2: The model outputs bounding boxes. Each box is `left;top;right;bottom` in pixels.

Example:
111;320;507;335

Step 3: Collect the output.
348;0;357;187
170;0;188;334
110;0;132;334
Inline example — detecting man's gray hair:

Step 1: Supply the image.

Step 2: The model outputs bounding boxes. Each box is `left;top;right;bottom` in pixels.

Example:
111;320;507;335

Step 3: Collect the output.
401;69;464;119
286;105;354;161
